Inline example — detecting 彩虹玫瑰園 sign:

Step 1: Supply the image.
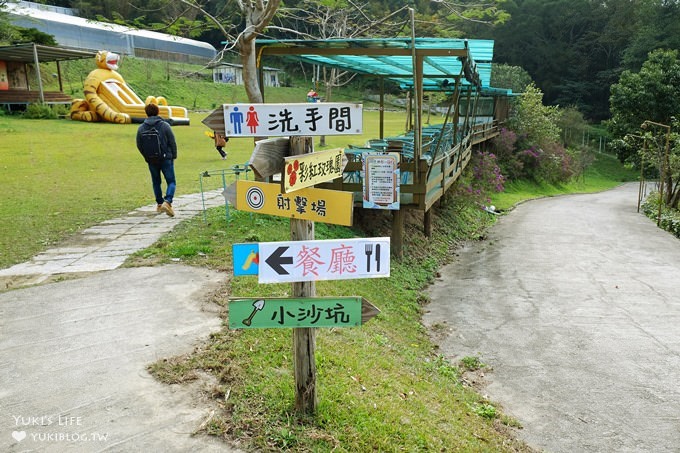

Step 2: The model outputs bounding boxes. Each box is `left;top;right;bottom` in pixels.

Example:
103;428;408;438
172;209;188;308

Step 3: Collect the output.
283;148;345;193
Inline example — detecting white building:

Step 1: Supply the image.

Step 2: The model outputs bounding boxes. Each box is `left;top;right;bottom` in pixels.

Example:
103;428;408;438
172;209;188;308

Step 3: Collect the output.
6;1;216;64
212;62;282;87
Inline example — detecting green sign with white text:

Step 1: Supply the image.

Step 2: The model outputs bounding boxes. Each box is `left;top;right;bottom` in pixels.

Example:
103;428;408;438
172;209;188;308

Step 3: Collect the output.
229;297;368;329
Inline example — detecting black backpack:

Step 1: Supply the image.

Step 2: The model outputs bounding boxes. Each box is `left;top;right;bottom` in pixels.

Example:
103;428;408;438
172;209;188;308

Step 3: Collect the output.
140;125;163;162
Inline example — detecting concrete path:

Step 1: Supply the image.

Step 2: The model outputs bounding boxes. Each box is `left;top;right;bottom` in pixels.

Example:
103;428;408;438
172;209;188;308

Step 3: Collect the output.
424;183;680;453
0;190;226;289
1;191;243;452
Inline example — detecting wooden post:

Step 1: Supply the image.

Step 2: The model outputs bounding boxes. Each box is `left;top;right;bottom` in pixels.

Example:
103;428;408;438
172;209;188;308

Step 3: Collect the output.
392;209;404;260
424;209;432;238
289;135;318;415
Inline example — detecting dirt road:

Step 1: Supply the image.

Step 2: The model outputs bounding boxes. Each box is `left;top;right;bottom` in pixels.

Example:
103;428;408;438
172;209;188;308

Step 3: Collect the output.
424;183;680;453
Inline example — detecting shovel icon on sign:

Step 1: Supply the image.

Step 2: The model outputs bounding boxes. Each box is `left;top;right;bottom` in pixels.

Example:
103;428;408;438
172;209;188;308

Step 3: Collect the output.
242;299;266;326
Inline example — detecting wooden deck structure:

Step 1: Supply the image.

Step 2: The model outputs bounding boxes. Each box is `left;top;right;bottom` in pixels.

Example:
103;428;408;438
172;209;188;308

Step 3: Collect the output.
255;38;511;256
200;38;513;256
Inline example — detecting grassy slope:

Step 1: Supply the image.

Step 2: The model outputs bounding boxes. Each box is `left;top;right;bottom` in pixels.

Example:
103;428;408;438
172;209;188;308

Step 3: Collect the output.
137;200;529;452
133;147;635;451
491;152;638;211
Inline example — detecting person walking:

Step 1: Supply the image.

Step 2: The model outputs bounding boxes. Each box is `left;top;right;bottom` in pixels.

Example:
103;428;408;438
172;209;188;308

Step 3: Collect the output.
136;103;177;217
205;130;228;159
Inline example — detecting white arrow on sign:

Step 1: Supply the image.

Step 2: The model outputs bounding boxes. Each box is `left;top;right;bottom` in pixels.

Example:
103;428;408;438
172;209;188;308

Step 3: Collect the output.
258;237;390;284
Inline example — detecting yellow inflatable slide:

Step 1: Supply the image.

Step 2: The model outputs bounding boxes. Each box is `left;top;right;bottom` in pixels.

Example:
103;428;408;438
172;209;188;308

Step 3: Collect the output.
70;50;189;125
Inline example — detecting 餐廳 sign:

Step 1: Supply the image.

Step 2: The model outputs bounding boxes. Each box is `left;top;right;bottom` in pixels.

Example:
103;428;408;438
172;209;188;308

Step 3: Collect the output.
232;237;391;283
222;103;363;137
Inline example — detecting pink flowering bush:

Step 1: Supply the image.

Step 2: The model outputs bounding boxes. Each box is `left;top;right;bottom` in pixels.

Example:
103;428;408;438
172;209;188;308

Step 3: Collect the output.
493;84;578;184
493;129;576;184
491;128;525;179
457;151;505;208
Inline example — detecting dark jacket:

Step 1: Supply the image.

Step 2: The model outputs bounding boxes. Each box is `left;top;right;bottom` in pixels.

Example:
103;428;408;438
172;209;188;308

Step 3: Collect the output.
136;116;177;160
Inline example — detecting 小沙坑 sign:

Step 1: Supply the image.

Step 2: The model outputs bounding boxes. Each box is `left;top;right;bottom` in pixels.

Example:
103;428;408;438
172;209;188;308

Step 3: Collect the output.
228;297;369;329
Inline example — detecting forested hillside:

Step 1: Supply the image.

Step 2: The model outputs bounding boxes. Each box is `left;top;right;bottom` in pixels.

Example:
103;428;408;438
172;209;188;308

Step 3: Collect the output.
4;0;680;121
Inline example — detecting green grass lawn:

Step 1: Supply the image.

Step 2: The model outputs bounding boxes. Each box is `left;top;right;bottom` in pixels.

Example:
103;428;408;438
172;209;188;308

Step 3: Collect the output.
0;110;406;269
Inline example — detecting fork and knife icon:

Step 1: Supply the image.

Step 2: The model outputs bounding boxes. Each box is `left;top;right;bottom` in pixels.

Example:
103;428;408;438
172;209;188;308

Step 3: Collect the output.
365;243;381;272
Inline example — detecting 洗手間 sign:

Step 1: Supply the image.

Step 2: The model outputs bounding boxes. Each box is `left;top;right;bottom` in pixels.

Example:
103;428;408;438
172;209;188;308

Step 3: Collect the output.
222;103;363;137
232;237;390;283
225;180;353;226
283;148;345;193
228;296;379;329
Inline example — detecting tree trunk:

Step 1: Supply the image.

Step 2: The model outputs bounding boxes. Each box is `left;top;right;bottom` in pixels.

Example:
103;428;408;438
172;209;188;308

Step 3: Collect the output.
240;37;264;104
669;179;680;209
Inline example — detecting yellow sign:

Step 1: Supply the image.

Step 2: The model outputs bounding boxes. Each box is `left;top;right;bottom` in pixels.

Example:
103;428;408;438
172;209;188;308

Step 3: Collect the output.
230;180;353;226
283;148;344;193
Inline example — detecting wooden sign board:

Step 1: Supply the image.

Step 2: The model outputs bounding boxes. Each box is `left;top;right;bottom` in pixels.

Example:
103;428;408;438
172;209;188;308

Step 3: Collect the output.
232;237;391;283
201;107;225;134
249;137;290;180
227;180;353;226
228;296;380;329
222;103;363;137
283;148;344;193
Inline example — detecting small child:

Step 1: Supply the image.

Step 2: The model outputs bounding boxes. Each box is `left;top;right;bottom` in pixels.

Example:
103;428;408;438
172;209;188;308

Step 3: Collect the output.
206;131;229;160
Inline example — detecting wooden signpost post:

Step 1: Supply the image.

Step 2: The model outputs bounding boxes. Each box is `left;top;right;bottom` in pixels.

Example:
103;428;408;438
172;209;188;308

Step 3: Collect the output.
290;135;317;414
218;102;374;415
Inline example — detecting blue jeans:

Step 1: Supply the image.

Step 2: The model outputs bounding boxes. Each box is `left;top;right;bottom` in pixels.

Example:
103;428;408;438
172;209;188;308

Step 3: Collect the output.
148;159;176;205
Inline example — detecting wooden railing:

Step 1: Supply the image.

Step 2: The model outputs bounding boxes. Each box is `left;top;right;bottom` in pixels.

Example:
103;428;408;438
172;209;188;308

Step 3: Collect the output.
319;119;499;212
0;90;73;105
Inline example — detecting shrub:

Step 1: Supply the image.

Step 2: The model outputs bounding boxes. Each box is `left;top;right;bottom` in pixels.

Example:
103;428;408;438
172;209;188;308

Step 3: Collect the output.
22;103;58;119
535;142;575;184
457;151;505;209
641;192;680;238
492;127;524;179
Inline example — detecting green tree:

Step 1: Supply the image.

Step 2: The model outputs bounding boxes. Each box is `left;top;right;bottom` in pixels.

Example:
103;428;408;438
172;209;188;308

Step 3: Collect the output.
489;63;531;93
478;0;640;120
609;49;680;208
509;83;561;148
635;121;680;209
608;49;680;162
621;0;680;70
0;0;19;44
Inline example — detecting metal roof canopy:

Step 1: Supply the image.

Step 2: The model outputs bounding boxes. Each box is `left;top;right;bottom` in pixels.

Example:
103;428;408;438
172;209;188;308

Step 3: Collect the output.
257;37;496;171
0;44;96;104
0;43;96;62
256;38;494;90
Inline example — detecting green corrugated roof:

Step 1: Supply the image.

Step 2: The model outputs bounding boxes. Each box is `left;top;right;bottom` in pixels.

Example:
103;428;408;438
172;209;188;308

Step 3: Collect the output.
257;38;495;90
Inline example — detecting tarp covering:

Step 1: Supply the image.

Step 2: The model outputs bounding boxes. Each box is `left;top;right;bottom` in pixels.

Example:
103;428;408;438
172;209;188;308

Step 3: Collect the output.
257;38;495;91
